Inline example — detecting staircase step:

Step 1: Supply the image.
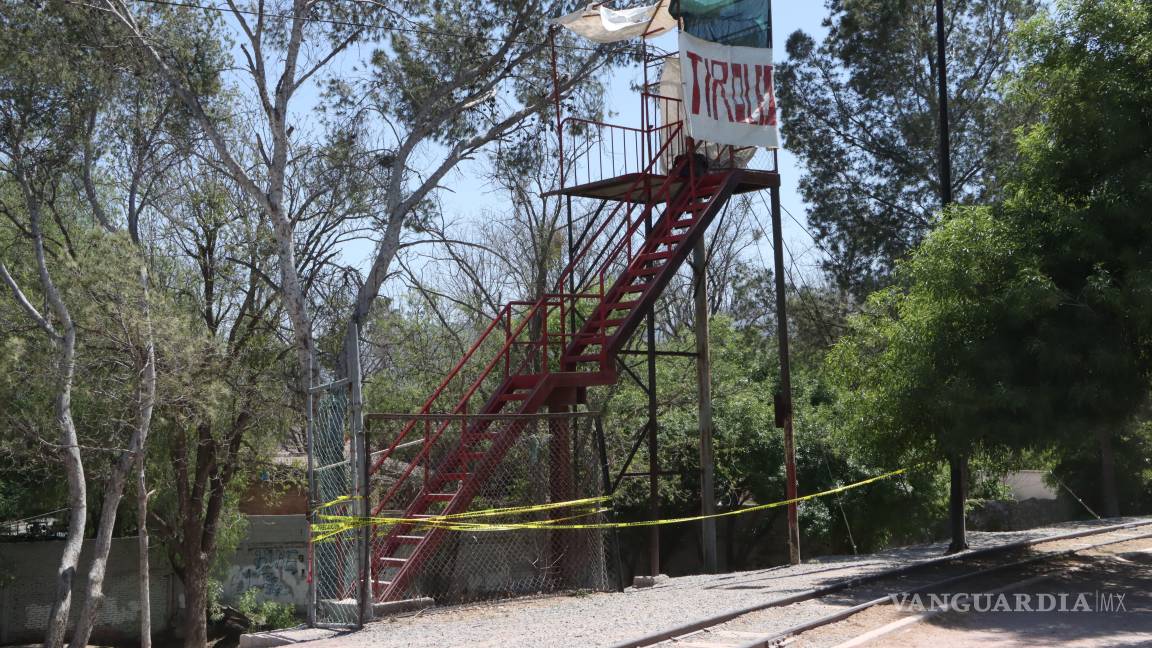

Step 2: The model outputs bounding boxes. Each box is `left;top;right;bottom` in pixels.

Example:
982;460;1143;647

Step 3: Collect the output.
670;218;698;229
568;354;604;364
620;282;652;293
435;472;471;482
575;334;606;343
395;535;425;544
606;300;640;311
591;318;625;329
379;556;408;565
628;265;661;277
508;373;544;387
638;251;673;262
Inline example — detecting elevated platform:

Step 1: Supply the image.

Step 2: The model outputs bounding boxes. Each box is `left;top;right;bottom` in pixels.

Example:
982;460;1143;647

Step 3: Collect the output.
546;169;780;203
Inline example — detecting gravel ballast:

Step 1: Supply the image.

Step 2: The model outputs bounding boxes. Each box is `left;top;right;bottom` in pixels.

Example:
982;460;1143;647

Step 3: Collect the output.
303;518;1151;648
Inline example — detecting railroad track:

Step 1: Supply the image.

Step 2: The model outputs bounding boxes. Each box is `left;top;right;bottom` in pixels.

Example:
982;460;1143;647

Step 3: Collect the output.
615;519;1152;648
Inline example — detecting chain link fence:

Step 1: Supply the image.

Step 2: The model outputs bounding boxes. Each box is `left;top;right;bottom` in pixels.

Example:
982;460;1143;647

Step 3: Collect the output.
308;365;617;625
366;412;614;605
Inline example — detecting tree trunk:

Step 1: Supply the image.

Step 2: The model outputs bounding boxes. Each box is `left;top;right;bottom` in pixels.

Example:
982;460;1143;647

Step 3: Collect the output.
945;454;968;554
181;555;209;648
5;188;89;648
136;265;157;648
44;354;86;648
137;454;152;648
1095;428;1120;518
70;467;131;647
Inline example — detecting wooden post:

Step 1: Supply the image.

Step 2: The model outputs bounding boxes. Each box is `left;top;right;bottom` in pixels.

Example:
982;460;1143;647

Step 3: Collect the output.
770;185;801;565
693;238;717;573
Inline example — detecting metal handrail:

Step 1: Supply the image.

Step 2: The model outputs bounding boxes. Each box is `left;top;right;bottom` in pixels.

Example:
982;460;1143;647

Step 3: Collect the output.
368;100;710;517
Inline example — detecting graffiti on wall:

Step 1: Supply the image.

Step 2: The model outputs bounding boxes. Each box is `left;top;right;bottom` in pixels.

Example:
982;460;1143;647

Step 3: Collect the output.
226;547;306;604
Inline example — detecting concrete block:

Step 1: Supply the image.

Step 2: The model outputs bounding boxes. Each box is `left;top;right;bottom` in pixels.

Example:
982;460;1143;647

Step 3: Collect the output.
632;574;670;588
239;627;339;648
373;596;434;618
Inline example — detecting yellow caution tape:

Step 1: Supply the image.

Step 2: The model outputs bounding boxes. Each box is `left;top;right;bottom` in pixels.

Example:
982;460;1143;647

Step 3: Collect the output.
310;468;908;541
313;494;611;520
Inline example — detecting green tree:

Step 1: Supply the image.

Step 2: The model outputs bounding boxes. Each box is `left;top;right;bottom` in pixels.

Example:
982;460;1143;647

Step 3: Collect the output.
604;318;943;568
0;3;106;641
776;0;1038;296
1003;0;1152;515
825;209;1066;478
826;0;1152;532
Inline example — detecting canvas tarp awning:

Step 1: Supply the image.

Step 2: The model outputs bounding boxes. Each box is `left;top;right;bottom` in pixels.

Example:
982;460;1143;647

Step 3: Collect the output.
552;2;677;43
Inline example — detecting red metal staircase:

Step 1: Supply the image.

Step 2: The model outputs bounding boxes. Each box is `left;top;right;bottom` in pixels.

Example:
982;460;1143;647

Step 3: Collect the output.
364;129;762;601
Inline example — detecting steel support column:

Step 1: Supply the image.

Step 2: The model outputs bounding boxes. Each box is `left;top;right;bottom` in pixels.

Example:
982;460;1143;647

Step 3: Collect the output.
645;204;660;578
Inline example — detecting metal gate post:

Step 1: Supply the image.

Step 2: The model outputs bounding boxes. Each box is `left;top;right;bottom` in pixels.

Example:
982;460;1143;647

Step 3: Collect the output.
305;354;317;627
347;322;371;626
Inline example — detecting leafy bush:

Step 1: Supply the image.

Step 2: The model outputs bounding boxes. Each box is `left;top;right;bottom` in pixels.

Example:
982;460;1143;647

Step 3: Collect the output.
234;589;299;631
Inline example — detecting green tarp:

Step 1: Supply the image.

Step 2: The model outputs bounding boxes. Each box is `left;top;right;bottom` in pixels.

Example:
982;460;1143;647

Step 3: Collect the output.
670;0;772;49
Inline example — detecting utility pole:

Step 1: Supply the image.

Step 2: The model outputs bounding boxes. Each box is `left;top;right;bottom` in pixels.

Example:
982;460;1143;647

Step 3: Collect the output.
935;0;968;555
770;184;801;565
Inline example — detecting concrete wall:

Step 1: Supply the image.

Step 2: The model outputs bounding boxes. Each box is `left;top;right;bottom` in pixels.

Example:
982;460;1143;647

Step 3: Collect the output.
0;537;176;645
1003;470;1059;501
0;515;310;644
222;515;309;613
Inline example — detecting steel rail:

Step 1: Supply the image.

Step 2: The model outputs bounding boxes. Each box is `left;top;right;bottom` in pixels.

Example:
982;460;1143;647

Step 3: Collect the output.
736;525;1152;648
608;518;1152;648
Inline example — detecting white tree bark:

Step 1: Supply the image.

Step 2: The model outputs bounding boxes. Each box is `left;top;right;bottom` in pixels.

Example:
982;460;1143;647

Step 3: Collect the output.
135;266;157;648
0;176;88;648
137;453;152;648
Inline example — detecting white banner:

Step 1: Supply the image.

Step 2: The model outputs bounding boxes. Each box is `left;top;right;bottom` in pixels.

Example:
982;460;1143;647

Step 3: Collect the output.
678;31;779;149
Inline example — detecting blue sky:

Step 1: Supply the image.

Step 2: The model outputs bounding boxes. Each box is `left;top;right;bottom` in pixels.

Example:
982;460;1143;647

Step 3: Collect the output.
425;2;832;283
272;2;834;289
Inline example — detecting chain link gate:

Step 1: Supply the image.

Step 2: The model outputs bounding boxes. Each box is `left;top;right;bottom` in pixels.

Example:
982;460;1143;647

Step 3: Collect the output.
306;324;369;629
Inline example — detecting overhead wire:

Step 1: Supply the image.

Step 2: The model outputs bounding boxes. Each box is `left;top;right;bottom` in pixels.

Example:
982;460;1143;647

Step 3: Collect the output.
747;191;860;554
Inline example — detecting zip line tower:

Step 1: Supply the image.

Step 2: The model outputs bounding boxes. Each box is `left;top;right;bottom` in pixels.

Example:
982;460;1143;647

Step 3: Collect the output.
316;1;799;611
